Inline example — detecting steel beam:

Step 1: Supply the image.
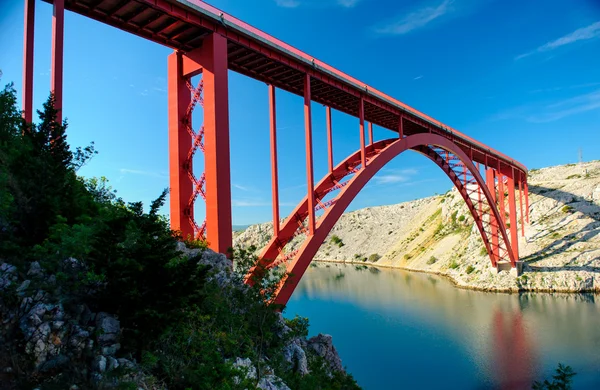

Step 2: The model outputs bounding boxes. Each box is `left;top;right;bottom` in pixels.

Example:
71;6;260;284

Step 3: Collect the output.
368;122;373;145
524;179;530;223
51;0;65;121
326;106;333;173
507;171;519;260
519;172;525;237
498;174;506;227
269;84;280;235
486;168;499;263
304;74;315;235
168;51;194;239
22;0;35;123
359;97;366;168
196;33;233;256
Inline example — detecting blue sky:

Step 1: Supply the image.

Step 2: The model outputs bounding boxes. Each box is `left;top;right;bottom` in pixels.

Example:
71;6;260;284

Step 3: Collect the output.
1;0;599;225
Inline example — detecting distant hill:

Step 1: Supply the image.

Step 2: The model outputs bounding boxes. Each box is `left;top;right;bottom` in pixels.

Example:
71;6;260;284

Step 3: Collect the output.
234;161;600;293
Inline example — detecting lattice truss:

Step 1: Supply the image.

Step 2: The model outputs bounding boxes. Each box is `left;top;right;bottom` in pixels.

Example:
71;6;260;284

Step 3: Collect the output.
425;146;513;266
266;140;394;270
183;78;207;239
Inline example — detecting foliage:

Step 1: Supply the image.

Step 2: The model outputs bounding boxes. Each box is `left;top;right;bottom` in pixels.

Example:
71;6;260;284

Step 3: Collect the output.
368;253;380;262
466;265;475;274
457;215;466;222
427;256;437;265
331;235;344;247
532;363;576;390
566;174;581;180
561;205;573;213
0;81;360;389
449;260;459;269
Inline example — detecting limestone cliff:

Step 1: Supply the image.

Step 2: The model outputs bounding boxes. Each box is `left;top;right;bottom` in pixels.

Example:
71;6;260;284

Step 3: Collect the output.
234;161;600;293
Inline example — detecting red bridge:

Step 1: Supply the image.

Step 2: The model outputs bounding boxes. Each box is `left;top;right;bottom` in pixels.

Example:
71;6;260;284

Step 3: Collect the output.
23;0;529;306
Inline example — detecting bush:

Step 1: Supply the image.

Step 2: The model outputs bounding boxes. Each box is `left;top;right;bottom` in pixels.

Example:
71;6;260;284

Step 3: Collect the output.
427;256;437;265
458;215;465;222
466;265;475;274
561;205;574;213
368;253;381;262
330;235;344;247
449;260;459;269
403;254;412;260
480;247;488;256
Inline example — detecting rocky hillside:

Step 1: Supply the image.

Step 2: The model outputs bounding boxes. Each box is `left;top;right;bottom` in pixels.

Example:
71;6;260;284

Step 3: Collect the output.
234;160;600;293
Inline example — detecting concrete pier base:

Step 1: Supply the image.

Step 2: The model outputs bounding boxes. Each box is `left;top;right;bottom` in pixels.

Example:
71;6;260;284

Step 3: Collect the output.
494;261;523;276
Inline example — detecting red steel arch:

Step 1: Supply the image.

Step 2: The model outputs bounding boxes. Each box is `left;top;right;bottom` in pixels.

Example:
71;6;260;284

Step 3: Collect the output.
248;133;516;306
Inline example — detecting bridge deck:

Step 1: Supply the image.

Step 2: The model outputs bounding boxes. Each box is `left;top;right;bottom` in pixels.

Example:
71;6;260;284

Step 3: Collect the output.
45;0;526;175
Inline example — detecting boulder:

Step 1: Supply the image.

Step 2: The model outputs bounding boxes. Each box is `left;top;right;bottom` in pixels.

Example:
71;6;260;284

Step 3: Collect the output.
95;312;120;346
307;334;343;373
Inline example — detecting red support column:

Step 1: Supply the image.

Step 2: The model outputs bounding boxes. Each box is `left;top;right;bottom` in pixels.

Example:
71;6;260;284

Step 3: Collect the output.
486;168;499;263
507;171;519;260
326;106;333;174
498;174;506;227
359;97;366;168
368;122;373;145
524;179;530;223
168;52;194;239
22;0;35;123
519;172;525;237
269;85;280;235
200;33;233;255
477;163;482;216
398;114;403;138
304;74;315;235
51;0;64;121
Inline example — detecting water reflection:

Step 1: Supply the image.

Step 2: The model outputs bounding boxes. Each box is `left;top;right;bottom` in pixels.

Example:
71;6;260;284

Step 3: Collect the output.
286;264;600;389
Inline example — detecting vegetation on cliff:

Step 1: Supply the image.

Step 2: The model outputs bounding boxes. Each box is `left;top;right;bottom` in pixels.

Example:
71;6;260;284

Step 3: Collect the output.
0;81;359;389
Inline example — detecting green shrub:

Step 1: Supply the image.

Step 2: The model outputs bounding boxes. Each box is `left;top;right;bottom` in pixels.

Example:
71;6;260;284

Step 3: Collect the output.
566;174;581;179
466;265;475;274
427;256;437;265
480;247;488;256
458;215;465;222
403;253;412;260
562;205;574;213
449;260;459;269
368;253;381;262
330;235;344;247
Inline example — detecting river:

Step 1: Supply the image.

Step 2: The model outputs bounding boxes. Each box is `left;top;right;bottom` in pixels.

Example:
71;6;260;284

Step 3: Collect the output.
284;263;600;389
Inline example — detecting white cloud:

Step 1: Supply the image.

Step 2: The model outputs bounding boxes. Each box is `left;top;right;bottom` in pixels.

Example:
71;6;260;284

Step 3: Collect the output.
233;183;250;192
413;75;424;80
373;168;418;185
516;21;600;60
232;200;270;207
275;0;300;7
527;89;600;123
275;0;360;8
119;168;168;179
337;0;360;7
492;89;600;123
374;0;454;35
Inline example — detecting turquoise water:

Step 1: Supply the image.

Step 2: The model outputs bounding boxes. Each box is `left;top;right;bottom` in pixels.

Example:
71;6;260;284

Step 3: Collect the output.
285;263;600;389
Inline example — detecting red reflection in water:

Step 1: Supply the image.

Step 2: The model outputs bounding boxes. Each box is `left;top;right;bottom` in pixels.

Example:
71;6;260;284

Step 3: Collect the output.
492;307;538;389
